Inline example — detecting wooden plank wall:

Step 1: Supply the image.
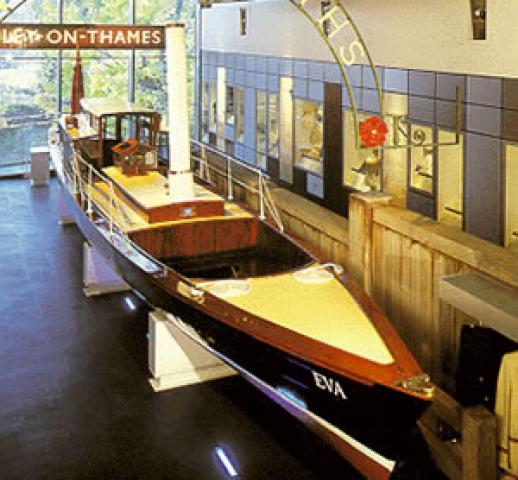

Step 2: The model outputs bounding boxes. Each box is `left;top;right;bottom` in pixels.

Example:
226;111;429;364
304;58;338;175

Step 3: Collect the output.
349;193;518;388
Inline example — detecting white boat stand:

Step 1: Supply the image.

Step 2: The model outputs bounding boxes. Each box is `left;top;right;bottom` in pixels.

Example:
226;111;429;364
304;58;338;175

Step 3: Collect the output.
82;242;131;297
148;309;237;392
58;186;75;226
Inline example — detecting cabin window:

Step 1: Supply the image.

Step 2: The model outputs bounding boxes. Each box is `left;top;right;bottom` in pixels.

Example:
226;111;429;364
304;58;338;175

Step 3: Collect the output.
438;129;464;229
256;91;267;169
268;93;279;159
239;8;248;37
294;100;323;177
225;86;235;125
409;125;434;194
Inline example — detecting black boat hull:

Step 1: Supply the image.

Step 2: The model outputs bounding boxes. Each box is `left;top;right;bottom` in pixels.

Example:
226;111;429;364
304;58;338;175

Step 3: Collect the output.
59;183;432;479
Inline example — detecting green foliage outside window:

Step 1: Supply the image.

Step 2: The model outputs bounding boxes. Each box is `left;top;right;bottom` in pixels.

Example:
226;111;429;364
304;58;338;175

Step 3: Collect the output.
0;0;197;166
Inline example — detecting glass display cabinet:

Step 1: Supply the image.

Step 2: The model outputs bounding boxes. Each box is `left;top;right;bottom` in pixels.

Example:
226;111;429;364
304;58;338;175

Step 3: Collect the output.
294;99;323;177
409;125;434;194
235;87;245;144
268;93;279;159
438;130;464;228
225;86;235;125
505;143;518;251
256;91;267;169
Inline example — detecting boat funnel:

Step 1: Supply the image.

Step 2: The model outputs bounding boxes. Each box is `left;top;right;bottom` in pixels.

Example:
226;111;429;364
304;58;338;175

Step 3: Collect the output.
166;23;195;201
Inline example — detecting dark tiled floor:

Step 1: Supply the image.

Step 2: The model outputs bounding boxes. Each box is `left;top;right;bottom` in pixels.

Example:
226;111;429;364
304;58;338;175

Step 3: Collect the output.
0;178;363;479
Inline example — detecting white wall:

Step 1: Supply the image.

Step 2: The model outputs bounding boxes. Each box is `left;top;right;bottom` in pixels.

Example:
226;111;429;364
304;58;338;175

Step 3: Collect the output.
202;0;518;78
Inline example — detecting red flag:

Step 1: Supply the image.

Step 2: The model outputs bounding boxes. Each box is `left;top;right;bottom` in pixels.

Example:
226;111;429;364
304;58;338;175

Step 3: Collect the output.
70;45;84;114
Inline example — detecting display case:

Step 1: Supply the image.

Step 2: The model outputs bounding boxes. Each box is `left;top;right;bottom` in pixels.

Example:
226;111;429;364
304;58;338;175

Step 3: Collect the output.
343;110;379;192
235;87;245;144
294;99;323;177
256;91;267;169
225;86;235;125
268;93;279;158
409;125;434;194
438;130;464;229
208;82;216;135
505;143;518;251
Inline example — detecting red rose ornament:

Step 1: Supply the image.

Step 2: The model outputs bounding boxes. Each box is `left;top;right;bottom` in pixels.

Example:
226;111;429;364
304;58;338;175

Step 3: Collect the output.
359;116;388;148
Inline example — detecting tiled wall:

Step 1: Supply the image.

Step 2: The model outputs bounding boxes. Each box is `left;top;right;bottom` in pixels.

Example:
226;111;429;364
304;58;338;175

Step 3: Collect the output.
202;50;515;246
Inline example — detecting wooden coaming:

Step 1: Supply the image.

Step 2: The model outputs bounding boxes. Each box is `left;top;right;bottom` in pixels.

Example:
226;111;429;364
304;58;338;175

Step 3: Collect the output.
129;217;259;258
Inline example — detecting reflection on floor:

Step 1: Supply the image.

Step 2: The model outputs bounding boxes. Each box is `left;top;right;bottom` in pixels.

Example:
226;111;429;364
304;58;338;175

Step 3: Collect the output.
0;178;363;479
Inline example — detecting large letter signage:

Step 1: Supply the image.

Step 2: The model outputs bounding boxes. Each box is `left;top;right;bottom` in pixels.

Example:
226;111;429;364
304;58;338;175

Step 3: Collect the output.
0;24;165;49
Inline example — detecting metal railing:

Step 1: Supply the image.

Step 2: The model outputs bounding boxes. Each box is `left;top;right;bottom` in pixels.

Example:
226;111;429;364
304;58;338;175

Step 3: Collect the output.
190;140;284;233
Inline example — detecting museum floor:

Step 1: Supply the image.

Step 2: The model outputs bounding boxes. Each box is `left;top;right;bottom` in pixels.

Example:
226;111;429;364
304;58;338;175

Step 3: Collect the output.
0;177;365;479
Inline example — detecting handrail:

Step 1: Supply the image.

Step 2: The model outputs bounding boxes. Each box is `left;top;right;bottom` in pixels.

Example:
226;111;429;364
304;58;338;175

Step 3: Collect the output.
190;139;284;233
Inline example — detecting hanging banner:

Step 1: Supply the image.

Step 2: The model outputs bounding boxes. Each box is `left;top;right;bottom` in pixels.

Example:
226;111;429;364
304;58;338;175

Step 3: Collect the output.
0;24;165;49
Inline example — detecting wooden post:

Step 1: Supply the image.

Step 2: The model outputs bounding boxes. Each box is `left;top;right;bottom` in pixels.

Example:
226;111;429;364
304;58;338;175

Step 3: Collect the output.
462;405;497;480
348;192;392;295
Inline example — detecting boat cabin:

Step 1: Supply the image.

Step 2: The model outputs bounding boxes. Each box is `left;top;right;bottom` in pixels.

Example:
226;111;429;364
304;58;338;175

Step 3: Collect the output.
72;98;162;170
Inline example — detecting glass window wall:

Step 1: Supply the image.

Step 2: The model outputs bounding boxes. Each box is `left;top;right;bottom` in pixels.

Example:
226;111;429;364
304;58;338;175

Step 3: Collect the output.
256;91;267;169
0;0;197;171
268;93;279;158
235;87;244;144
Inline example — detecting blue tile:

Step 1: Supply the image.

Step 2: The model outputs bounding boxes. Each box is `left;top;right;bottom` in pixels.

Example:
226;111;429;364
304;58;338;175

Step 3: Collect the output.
225;124;235;140
293;78;308;98
202;65;209;80
234;70;246;86
278;58;293;76
293;60;308;78
245;147;256;165
225;53;235;69
256;56;268;73
208;66;217;82
436;100;464;129
216;52;225;67
384;68;408;93
324;62;341;83
226;69;234;86
363;66;384;90
409;96;435;123
235;143;245;160
268;75;279;93
342;86;361;108
409;70;436;97
308;62;324;81
465;133;502;244
207;51;217;66
467;76;502;107
246;55;256;72
437;73;465;101
201;50;209;65
362;89;382;114
267;57;279;75
256;73;267;90
246;71;256;88
234;54;246;70
345;64;362;88
466;104;501;137
308;81;324;102
306;173;324;198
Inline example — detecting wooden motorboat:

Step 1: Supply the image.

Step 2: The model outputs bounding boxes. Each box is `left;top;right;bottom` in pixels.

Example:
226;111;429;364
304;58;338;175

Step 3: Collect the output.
49;23;435;480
